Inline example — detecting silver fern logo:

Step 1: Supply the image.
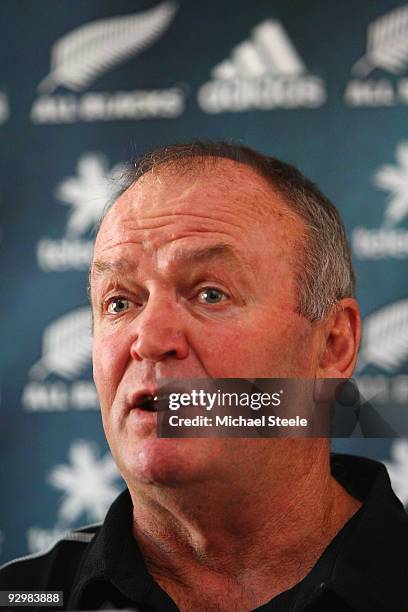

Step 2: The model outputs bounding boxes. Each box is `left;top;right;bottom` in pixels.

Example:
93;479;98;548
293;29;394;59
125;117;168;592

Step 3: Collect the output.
22;307;99;412
352;5;408;77
38;1;178;93
197;18;326;113
56;152;126;239
345;5;408;107
30;2;185;124
357;299;408;373
373;141;408;227
29;307;92;380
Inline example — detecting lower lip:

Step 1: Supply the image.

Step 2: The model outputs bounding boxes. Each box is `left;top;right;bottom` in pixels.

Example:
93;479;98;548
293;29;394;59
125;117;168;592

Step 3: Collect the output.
127;407;158;428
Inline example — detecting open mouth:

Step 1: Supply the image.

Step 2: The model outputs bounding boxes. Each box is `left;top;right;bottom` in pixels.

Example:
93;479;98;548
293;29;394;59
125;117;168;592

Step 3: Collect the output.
137;394;158;412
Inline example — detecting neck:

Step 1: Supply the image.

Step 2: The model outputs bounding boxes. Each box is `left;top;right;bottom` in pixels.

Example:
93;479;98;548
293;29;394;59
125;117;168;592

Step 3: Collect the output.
128;443;361;610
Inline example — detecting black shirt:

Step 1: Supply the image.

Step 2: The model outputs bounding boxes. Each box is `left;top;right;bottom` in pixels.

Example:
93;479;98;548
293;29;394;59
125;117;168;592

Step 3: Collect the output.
1;453;407;611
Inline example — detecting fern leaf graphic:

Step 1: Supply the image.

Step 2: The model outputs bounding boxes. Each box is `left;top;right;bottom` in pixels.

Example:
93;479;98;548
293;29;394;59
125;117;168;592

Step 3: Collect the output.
352;5;408;77
357;299;408;373
38;1;178;93
30;307;92;380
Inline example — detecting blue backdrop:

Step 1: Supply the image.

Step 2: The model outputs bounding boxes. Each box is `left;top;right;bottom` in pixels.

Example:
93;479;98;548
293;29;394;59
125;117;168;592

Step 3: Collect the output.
1;0;408;564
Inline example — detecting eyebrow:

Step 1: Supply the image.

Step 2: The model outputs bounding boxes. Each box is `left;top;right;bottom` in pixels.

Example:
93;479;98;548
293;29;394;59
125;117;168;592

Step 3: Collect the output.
90;243;252;287
170;243;248;269
91;259;132;276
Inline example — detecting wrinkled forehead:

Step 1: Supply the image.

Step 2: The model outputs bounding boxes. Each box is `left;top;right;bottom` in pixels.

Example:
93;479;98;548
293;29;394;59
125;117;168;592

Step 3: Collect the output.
91;161;307;292
96;158;301;242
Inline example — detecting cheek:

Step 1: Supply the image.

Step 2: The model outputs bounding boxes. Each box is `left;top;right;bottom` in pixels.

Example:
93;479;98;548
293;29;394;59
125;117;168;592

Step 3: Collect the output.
255;315;316;376
189;324;272;377
92;328;131;405
190;312;315;378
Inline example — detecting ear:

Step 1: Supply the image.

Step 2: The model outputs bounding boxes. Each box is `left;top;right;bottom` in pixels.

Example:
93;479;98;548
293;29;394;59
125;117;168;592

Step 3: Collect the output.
317;298;361;378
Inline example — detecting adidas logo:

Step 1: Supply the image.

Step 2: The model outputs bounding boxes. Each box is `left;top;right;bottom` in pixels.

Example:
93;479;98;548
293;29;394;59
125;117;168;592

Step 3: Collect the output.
198;19;326;113
211;20;305;80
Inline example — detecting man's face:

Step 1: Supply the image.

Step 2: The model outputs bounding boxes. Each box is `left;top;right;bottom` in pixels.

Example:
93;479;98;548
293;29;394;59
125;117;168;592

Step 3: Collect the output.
90;160;324;487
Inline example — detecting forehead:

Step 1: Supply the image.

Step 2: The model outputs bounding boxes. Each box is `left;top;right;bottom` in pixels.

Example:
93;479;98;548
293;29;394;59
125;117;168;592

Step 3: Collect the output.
93;159;304;268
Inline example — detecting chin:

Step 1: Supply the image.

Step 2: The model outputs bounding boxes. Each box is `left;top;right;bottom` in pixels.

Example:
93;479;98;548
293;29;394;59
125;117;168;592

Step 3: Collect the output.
119;437;209;487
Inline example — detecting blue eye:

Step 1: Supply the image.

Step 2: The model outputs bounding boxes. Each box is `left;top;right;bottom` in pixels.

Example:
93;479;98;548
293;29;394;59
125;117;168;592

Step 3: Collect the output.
198;288;226;304
107;298;130;314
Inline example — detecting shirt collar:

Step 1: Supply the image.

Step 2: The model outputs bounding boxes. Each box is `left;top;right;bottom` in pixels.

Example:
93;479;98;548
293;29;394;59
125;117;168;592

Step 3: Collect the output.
68;489;155;608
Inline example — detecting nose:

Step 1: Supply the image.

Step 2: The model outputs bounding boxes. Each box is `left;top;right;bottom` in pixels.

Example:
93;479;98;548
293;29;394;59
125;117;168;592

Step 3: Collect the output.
130;296;190;363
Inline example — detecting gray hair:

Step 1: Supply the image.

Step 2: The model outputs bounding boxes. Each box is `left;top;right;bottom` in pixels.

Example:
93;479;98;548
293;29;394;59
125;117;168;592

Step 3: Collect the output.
100;141;355;323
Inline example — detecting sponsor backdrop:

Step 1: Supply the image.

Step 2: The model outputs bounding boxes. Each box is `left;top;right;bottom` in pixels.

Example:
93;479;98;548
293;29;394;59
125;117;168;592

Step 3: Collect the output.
1;0;408;564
